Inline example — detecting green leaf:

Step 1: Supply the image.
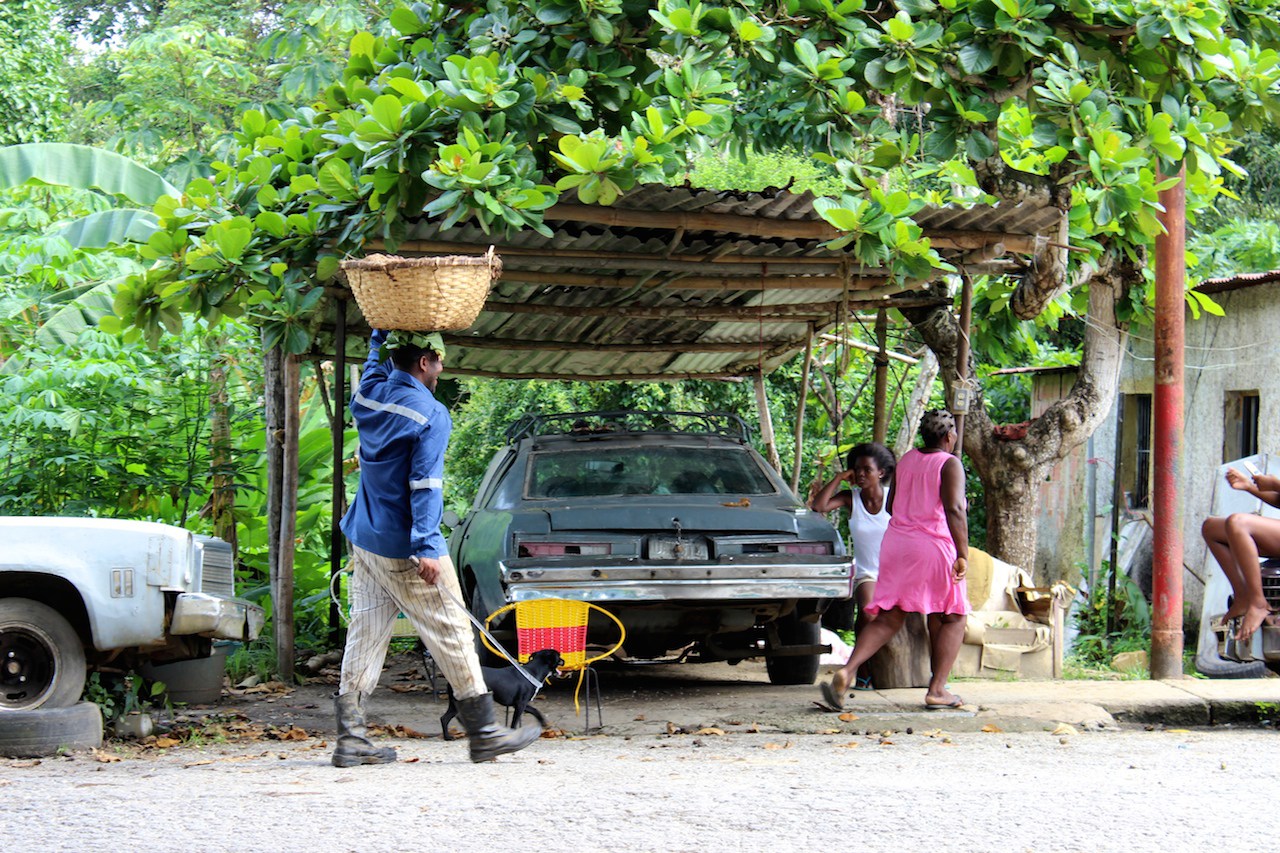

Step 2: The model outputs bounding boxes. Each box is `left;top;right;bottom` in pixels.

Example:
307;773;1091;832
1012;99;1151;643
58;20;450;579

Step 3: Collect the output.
318;159;358;202
53;209;159;249
0;143;181;204
589;15;614;45
795;39;819;73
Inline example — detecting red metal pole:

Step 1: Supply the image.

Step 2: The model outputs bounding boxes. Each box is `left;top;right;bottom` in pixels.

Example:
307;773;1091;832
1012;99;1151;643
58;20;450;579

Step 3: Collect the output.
1151;169;1186;680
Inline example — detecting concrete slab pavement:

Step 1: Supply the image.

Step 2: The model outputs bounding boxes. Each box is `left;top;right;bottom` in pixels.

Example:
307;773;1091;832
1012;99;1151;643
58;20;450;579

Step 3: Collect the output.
235;656;1280;742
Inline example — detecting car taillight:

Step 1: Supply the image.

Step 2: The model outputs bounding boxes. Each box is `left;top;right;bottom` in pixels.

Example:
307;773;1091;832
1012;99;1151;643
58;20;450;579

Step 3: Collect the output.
778;542;833;555
517;542;612;557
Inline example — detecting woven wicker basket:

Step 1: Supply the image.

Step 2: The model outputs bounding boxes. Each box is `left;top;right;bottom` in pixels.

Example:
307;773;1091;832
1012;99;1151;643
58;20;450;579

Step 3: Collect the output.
340;247;502;331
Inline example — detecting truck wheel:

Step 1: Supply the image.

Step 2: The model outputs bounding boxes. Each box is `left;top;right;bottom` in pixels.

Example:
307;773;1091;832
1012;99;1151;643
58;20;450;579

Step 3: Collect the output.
0;598;88;710
0;701;103;757
765;614;822;686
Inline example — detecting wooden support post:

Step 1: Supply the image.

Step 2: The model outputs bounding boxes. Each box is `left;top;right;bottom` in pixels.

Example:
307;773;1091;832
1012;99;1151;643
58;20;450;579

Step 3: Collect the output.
872;309;889;444
330;301;347;646
790;325;814;495
1151;168;1186;681
209;335;236;555
753;370;782;473
953;275;974;454
263;343;285;677
276;353;300;681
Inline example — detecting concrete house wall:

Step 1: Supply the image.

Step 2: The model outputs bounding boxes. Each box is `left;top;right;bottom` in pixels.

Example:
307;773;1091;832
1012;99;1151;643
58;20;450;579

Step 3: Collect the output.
1030;275;1280;615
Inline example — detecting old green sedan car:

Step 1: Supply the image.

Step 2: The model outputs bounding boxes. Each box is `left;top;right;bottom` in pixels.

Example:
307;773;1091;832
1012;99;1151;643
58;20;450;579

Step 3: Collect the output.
448;411;851;684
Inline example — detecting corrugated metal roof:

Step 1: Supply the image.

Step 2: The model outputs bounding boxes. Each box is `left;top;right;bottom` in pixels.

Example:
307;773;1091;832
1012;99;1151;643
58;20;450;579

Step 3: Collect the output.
1196;269;1280;294
329;183;1064;380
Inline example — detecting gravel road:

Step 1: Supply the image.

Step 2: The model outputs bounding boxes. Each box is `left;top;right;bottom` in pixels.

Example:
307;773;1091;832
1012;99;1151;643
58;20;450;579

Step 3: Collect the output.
5;650;1274;850
5;720;1279;852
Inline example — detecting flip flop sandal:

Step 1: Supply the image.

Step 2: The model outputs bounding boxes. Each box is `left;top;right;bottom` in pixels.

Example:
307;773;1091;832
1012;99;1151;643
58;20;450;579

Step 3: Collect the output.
924;695;964;710
820;679;846;711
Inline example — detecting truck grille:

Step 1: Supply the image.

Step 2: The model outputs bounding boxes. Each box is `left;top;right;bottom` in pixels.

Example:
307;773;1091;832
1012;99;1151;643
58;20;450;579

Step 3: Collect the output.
195;535;236;598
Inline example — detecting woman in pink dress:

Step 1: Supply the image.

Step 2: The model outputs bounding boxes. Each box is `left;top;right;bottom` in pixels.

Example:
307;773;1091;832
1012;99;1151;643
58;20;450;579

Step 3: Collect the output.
820;410;970;710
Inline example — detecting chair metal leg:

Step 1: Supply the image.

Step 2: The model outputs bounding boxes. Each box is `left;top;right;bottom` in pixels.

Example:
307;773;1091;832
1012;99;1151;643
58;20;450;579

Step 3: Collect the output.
581;665;603;733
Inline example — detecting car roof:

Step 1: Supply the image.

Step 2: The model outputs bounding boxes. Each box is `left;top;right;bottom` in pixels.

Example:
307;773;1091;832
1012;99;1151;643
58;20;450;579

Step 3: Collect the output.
506;411;752;444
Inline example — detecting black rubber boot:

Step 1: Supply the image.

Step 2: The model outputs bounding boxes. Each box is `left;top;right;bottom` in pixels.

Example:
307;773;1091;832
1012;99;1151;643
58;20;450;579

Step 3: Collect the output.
331;692;397;767
455;692;540;763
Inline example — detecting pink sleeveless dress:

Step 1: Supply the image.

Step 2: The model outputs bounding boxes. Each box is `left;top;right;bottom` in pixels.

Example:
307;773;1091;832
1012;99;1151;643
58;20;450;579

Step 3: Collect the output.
867;448;969;616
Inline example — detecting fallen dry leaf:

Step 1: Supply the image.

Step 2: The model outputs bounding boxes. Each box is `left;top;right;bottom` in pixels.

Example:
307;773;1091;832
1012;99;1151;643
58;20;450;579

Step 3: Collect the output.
721;498;750;507
818;728;841;735
153;736;181;748
367;724;428;739
694;727;725;736
981;724;1004;734
183;760;214;768
837;741;860;749
879;739;894;745
270;727;310;742
1051;723;1078;736
838;713;859;722
403;757;420;763
91;749;121;764
666;722;679;735
761;740;792;750
633;714;646;722
9;760;42;768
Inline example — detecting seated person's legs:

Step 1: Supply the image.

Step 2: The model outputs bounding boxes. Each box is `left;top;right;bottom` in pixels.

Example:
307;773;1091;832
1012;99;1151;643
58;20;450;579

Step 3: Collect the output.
1223;512;1280;642
1202;515;1250;619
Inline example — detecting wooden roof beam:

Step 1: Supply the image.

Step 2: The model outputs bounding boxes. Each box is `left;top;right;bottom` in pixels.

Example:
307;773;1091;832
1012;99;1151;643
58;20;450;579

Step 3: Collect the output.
544;204;1044;253
441;335;800;354
500;269;885;291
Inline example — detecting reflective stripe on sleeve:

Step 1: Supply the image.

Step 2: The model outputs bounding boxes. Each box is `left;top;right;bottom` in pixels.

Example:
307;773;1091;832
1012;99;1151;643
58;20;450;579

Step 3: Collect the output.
353;392;429;426
409;478;444;491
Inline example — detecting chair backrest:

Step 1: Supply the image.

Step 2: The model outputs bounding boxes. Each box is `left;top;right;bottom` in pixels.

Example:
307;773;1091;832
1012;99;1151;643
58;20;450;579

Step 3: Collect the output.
486;598;625;670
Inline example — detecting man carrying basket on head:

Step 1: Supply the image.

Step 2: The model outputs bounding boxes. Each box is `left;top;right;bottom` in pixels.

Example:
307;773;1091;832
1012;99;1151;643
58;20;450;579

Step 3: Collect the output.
332;328;541;766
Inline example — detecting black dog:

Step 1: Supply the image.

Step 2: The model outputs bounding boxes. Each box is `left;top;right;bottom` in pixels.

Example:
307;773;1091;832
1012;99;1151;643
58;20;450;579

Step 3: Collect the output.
440;648;564;740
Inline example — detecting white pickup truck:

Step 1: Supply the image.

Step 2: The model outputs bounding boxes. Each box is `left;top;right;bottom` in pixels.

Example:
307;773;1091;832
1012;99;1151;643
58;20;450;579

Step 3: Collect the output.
0;517;264;711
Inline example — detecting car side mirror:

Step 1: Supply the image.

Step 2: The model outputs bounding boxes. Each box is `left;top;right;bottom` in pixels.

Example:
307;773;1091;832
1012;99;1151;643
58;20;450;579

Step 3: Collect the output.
442;510;461;528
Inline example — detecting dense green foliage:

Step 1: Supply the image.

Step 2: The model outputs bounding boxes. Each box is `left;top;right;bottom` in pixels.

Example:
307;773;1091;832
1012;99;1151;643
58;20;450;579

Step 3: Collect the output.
0;1;70;144
4;0;1280;664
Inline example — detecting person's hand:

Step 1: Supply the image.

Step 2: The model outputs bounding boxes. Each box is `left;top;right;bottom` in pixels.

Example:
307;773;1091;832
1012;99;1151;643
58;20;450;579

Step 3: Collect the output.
410;555;441;584
951;556;967;583
1225;467;1253;491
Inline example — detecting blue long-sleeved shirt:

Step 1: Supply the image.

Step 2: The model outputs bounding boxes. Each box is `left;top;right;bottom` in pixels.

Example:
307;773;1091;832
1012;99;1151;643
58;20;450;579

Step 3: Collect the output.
339;329;451;559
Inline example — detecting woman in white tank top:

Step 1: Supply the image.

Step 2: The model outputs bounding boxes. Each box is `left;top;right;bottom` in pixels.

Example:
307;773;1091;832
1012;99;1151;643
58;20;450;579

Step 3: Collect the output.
809;442;896;689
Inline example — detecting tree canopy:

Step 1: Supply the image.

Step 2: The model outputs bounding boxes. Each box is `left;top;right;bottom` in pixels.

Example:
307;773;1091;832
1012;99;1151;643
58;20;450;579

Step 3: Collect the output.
99;0;1280;358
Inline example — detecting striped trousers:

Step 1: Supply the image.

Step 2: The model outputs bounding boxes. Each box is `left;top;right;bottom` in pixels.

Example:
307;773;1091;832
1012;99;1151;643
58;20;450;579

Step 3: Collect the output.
339;544;486;700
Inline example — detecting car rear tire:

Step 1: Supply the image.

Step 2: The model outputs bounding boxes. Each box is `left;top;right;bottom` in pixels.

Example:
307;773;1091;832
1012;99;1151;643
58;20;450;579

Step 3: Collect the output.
0;701;104;757
765;614;822;685
0;598;88;710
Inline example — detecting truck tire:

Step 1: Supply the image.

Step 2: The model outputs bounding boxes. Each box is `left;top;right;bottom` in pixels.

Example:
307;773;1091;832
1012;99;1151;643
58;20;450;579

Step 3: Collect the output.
0;701;103;757
765;614;822;686
0;598;88;710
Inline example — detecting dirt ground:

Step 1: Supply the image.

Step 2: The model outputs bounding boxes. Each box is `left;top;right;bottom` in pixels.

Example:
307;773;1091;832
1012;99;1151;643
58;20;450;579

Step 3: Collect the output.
5;655;1280;852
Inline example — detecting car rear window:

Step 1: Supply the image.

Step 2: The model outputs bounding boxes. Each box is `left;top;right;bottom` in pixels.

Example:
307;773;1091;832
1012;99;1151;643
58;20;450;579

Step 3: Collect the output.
527;446;776;498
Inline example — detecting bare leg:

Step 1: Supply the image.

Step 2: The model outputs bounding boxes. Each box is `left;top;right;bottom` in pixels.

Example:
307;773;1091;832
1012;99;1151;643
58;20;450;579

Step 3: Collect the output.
1202;516;1249;619
853;581;877;685
924;612;966;705
830;608;906;695
1223;513;1280;642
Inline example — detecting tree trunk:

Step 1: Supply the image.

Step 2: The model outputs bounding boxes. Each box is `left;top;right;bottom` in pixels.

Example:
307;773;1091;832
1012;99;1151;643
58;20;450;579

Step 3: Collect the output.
893;348;938;459
901;252;1133;573
867;613;931;688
